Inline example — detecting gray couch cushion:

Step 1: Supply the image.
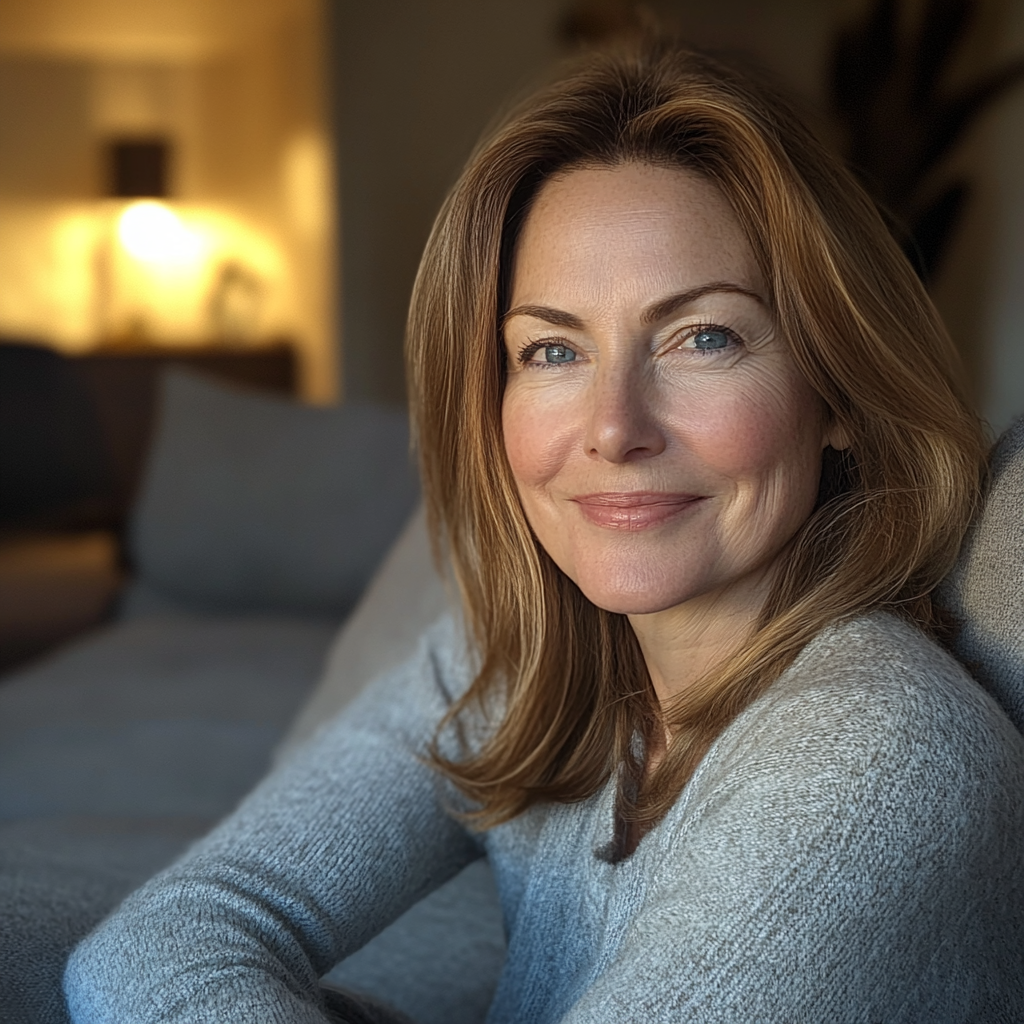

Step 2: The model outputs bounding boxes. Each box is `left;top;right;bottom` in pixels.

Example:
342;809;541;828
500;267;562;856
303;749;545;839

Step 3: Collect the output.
0;613;337;821
324;859;505;1024
941;416;1024;734
130;369;419;616
0;612;337;1023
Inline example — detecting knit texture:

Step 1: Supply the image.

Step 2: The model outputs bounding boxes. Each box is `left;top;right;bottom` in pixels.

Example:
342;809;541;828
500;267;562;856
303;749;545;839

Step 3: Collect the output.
65;612;1024;1023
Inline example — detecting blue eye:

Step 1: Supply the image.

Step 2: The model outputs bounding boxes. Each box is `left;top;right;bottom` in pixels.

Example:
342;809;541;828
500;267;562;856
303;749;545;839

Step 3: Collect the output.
544;344;576;363
692;329;731;351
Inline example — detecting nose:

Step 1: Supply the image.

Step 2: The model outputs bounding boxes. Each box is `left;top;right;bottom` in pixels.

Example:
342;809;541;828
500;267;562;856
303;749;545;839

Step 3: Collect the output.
585;360;667;463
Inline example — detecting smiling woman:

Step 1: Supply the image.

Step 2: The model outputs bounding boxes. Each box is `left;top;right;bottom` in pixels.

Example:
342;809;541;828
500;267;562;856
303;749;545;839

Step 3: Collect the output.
65;39;1024;1024
410;41;992;846
499;163;841;801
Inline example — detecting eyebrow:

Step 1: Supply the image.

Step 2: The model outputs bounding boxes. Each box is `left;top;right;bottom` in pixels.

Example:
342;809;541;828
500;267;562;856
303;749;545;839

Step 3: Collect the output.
500;304;585;331
501;282;765;332
639;283;766;324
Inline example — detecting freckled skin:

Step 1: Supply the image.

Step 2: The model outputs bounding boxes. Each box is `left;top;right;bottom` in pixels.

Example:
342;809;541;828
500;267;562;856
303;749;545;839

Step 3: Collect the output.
501;163;841;701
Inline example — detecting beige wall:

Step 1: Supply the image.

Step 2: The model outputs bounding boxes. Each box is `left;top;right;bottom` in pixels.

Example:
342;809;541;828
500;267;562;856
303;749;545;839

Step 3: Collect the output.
0;57;96;199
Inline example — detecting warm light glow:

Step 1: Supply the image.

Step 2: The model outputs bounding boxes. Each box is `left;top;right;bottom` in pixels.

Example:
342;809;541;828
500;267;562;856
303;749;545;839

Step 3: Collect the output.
106;203;285;342
0;198;290;348
117;200;202;264
283;131;333;240
0;202;101;350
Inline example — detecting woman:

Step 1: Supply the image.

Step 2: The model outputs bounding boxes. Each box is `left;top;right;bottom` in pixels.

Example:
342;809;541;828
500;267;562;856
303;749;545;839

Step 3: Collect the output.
66;42;1024;1023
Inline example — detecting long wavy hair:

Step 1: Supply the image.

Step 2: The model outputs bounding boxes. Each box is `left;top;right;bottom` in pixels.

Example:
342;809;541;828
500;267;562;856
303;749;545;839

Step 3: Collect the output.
406;41;985;845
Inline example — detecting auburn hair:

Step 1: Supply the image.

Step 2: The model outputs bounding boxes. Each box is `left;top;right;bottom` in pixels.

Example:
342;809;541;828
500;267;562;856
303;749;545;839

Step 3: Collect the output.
406;40;985;842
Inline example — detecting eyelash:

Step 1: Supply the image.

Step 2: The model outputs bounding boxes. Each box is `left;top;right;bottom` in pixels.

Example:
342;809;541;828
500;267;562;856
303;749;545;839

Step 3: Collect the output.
515;322;742;367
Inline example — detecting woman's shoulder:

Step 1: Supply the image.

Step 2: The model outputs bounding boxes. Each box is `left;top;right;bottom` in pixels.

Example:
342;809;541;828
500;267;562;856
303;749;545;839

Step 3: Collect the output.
779;610;1018;746
622;614;1024;1023
686;611;1024;837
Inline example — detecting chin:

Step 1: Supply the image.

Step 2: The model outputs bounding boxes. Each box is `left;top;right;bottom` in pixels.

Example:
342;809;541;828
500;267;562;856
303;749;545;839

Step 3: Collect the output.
587;593;684;616
569;563;699;617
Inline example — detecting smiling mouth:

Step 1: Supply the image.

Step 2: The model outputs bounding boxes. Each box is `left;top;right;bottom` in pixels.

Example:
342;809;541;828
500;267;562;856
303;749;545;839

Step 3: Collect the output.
571;492;705;530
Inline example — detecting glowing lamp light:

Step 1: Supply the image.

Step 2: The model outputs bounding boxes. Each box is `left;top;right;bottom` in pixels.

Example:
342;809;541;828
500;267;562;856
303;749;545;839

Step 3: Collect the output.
117;201;202;265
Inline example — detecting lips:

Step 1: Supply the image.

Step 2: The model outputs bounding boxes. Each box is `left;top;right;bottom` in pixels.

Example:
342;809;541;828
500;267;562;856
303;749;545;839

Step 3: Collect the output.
571;492;704;530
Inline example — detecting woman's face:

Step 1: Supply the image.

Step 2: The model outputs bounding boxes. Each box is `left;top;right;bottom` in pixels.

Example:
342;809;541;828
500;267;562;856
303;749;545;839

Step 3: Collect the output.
502;162;834;619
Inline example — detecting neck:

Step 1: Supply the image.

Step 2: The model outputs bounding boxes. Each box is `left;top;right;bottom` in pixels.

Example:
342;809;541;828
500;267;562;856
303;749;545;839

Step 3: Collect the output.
627;569;773;709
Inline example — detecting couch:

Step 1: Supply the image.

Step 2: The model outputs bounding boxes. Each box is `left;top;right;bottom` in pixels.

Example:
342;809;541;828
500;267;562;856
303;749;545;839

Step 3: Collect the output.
2;366;1022;1024
0;369;505;1024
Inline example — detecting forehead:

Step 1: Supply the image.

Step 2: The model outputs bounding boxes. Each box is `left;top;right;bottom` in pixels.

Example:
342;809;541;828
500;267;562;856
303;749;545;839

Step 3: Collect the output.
511;162;762;304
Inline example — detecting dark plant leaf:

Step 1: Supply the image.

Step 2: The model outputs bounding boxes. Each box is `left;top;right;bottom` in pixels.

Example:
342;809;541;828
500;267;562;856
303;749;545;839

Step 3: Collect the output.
905;179;971;282
914;58;1024;183
913;0;975;107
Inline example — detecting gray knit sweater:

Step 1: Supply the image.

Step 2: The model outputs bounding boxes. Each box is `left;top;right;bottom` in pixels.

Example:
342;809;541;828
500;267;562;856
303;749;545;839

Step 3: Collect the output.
65;612;1024;1023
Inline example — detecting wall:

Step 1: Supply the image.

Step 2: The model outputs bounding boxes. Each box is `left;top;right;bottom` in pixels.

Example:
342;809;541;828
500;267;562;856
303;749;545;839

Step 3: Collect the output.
332;0;562;404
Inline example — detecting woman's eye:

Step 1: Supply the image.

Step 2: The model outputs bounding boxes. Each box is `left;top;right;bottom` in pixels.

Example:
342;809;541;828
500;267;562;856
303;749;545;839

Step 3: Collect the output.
542;344;576;363
680;327;737;353
519;342;578;365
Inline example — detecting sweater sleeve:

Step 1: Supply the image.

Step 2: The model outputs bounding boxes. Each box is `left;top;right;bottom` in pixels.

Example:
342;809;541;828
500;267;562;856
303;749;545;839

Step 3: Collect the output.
559;626;1024;1024
64;617;483;1024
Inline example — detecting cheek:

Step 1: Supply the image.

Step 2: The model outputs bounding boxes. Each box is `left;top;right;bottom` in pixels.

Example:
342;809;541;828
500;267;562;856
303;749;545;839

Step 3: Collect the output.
501;388;577;490
664;373;824;486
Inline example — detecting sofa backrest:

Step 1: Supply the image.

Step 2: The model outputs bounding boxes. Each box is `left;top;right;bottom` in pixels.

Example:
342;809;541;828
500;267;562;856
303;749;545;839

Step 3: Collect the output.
940;417;1024;734
275;504;453;762
128;367;420;618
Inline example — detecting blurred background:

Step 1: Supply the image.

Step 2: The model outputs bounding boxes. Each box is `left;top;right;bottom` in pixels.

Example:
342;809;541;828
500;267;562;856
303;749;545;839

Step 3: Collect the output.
0;0;334;395
1;0;1023;667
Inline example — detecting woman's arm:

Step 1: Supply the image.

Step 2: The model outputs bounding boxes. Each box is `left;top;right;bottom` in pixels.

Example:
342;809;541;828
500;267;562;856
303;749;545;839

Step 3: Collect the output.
64;617;483;1024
